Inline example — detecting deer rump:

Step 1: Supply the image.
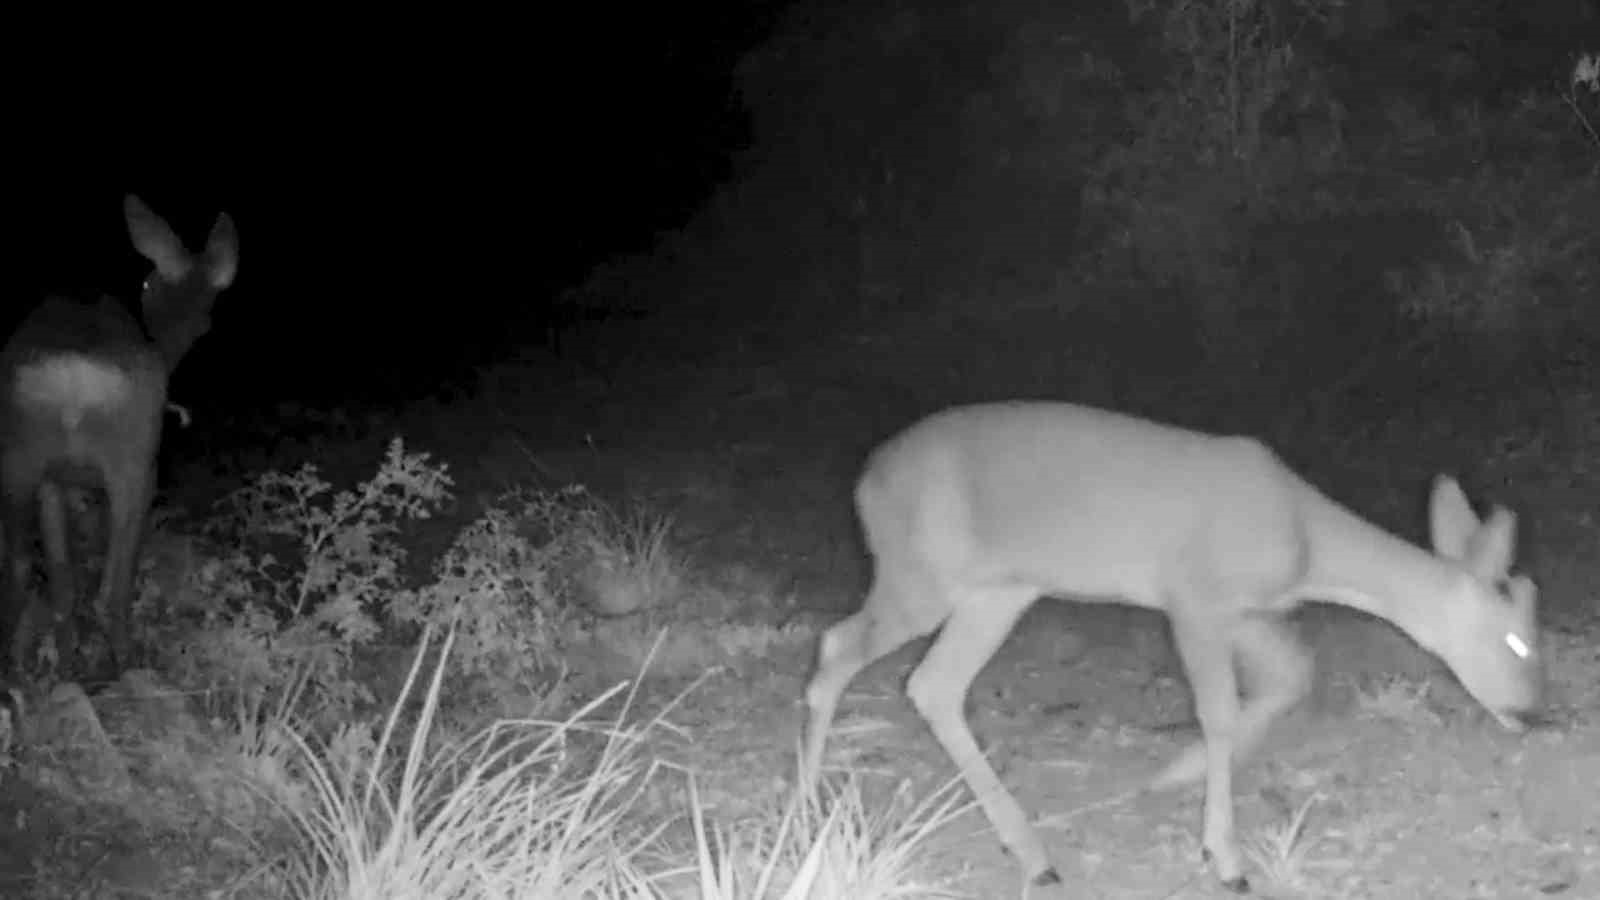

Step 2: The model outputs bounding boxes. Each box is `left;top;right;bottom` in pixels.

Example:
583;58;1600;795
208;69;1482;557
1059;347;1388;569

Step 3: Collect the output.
0;196;237;677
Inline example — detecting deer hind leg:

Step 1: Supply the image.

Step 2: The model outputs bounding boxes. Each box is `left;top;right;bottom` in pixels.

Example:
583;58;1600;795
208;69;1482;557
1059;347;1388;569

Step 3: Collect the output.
1152;612;1313;791
802;557;947;788
1;472;39;674
97;456;155;675
36;482;77;670
905;585;1057;887
1162;604;1250;892
1233;613;1313;758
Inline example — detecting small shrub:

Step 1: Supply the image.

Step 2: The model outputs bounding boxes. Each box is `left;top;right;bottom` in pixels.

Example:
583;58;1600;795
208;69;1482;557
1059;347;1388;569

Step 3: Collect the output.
1243;792;1325;892
572;503;682;619
389;500;565;688
390;484;683;695
146;438;453;736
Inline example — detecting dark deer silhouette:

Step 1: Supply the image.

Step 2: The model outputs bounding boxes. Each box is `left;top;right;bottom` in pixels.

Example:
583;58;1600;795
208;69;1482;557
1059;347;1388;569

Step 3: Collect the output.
1;195;238;675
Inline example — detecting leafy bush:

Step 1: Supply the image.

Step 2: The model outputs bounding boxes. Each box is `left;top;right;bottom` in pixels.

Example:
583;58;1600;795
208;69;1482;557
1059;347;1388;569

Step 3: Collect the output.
389;495;565;688
391;484;684;693
145;438;453;734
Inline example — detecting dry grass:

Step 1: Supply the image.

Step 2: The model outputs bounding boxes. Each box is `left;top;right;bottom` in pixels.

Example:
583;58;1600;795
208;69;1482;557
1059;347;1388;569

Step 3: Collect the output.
275;628;968;899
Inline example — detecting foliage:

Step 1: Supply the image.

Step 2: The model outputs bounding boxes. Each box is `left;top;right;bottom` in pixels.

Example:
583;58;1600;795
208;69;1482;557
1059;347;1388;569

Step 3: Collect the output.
1121;0;1338;167
388;495;567;688
145;439;453;732
392;482;684;688
1091;0;1344;304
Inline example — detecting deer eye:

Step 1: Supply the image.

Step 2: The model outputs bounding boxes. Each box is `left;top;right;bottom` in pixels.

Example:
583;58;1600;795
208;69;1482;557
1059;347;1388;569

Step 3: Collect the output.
1504;632;1530;659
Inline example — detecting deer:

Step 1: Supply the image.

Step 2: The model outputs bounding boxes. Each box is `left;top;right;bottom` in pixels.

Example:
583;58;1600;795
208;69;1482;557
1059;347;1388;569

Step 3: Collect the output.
800;401;1541;893
1;195;238;677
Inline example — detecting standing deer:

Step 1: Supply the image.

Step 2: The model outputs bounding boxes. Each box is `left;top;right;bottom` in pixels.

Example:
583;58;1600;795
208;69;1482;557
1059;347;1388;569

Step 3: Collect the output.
801;401;1541;892
1;195;238;676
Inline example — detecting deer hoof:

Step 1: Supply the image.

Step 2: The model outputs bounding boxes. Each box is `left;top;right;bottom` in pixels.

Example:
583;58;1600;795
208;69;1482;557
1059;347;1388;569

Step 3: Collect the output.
1202;848;1250;893
1030;866;1062;887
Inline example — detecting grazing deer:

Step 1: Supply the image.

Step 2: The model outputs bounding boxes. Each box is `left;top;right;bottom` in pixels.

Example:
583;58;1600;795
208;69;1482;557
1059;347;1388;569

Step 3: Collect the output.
801;401;1540;893
1;195;238;676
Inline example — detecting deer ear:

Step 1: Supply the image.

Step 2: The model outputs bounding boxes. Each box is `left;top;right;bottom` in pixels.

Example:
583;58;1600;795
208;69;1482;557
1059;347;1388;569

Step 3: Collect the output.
1507;573;1537;618
1429;475;1481;561
1464;506;1517;577
125;194;186;281
204;213;239;290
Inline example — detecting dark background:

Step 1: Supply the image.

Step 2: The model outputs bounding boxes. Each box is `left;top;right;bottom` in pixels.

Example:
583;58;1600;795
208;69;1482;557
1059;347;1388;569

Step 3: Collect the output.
5;2;1595;464
6;7;781;409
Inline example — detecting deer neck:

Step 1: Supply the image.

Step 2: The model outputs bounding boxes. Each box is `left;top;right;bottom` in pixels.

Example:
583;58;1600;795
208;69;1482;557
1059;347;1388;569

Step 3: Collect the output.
1294;483;1462;654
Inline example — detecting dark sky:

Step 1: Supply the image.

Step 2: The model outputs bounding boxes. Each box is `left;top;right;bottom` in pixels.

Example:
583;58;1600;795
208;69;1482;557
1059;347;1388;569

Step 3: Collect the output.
8;13;774;409
13;65;512;404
